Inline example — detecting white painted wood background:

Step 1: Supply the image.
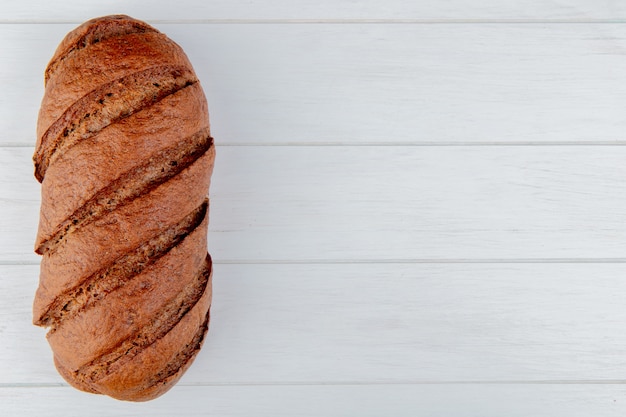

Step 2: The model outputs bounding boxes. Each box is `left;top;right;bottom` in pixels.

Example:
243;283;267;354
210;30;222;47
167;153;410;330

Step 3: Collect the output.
2;0;626;415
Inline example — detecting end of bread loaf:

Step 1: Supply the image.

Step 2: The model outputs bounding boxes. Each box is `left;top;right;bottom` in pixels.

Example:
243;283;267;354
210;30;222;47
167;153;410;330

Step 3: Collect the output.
33;15;215;402
45;15;157;85
53;255;212;401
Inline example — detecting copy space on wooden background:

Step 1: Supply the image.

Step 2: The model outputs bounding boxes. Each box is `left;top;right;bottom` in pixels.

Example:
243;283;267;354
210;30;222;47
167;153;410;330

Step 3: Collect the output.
2;1;626;416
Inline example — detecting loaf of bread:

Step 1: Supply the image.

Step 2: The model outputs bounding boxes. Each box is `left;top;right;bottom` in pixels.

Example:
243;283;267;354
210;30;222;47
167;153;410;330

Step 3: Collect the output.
32;15;215;401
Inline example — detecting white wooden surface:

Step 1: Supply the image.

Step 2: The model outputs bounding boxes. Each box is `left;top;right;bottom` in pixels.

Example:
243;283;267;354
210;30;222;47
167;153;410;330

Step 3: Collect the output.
5;23;626;146
3;1;626;416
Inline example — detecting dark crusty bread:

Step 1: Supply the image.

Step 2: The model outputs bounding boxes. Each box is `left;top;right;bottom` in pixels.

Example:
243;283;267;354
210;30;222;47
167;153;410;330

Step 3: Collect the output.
32;15;215;401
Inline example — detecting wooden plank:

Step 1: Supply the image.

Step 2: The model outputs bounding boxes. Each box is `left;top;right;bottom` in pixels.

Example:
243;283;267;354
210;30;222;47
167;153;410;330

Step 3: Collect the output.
5;145;626;263
5;263;626;385
0;147;40;264
2;384;626;416
4;23;626;146
2;0;626;21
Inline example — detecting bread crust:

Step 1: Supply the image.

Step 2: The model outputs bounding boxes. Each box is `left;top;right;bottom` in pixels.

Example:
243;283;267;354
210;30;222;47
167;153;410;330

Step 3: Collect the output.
36;83;209;250
33;15;215;401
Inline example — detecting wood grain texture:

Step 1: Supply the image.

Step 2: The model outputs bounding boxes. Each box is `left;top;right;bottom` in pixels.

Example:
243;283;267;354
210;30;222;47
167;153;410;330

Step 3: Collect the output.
2;385;626;417
5;263;626;385
4;146;626;263
2;0;626;21
4;24;626;146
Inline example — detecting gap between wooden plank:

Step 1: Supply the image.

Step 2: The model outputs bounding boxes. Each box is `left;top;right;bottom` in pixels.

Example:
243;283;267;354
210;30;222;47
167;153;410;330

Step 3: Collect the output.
204;142;626;147
7;258;626;266
4;380;626;388
5;19;626;24
7;142;626;148
2;384;624;417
